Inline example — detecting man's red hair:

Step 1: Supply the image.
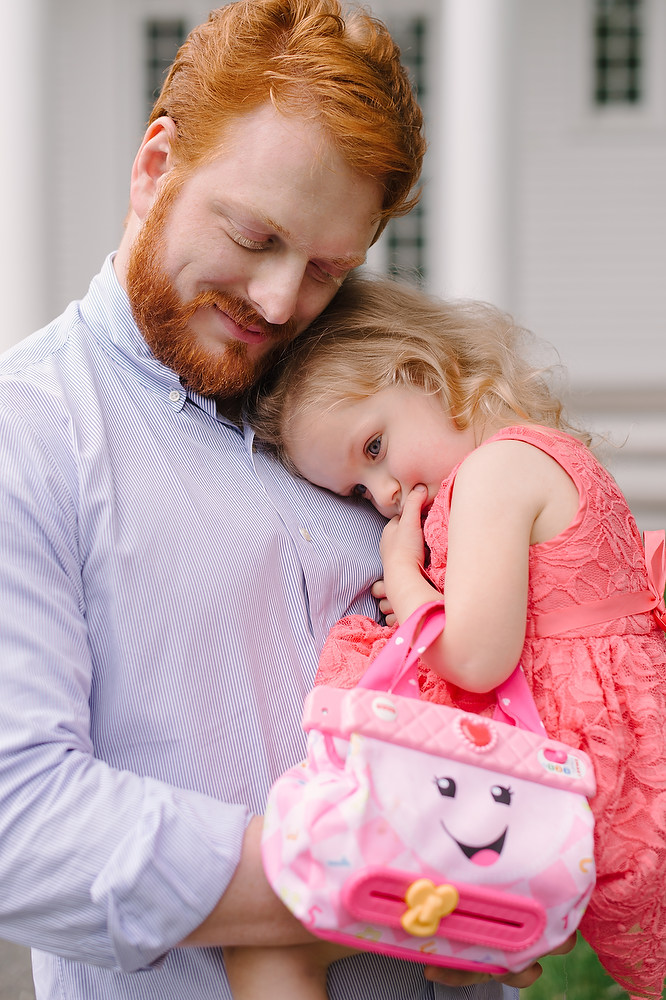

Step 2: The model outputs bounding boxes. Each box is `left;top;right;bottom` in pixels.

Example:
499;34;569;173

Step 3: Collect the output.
150;0;426;231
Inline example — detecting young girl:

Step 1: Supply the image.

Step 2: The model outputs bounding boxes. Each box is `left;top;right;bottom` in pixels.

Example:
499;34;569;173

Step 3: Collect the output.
230;274;666;1000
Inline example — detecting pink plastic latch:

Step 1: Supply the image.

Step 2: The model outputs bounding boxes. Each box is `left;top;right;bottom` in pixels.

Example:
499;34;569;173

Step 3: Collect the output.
341;867;547;951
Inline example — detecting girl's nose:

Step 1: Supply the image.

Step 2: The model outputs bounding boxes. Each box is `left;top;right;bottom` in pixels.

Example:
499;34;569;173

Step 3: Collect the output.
368;476;401;519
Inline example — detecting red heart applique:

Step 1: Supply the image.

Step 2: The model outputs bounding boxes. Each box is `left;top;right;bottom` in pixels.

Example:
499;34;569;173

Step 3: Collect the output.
458;716;496;750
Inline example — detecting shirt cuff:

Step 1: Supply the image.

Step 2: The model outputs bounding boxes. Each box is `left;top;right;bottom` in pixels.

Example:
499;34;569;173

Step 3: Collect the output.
91;782;248;972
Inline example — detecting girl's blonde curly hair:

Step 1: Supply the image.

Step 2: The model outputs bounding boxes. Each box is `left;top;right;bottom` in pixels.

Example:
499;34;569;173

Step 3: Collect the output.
251;273;589;469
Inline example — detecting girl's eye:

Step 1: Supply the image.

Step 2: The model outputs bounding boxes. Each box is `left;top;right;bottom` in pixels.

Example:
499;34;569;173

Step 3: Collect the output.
351;484;367;497
366;436;382;458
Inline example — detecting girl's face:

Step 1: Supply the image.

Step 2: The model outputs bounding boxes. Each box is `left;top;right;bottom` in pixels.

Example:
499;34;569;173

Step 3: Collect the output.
285;384;478;519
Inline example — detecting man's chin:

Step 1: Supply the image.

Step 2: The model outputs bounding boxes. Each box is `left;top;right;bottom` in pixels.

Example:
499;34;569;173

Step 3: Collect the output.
176;350;257;399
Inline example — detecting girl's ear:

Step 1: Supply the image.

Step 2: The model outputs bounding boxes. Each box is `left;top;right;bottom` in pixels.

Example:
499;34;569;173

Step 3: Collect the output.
129;116;178;221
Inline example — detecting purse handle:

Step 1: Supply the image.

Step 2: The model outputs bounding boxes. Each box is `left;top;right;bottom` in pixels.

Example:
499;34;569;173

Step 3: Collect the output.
356;600;545;736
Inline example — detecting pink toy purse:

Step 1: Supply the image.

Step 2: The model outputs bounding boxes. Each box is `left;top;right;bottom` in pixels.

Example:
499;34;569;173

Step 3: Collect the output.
262;601;596;974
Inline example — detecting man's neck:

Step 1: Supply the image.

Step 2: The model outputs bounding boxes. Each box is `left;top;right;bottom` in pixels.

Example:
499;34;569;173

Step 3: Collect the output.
215;394;246;426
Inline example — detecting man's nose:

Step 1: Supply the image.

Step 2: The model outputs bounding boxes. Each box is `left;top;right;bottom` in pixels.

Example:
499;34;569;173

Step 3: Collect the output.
247;255;307;327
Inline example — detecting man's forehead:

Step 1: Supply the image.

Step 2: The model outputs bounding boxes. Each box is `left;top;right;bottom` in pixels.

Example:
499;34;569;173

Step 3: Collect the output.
191;104;383;258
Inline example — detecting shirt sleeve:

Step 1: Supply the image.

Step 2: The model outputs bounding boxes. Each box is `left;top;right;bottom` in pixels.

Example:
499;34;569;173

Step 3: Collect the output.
0;402;248;972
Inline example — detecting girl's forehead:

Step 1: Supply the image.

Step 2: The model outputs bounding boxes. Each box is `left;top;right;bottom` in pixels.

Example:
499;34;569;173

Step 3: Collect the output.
287;393;363;440
287;384;405;438
282;398;366;493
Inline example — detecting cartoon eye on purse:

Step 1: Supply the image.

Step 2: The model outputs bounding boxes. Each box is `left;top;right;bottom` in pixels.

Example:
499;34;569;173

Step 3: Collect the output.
262;601;596;974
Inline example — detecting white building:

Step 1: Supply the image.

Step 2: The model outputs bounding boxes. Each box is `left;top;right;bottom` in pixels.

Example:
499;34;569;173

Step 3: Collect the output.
2;0;664;529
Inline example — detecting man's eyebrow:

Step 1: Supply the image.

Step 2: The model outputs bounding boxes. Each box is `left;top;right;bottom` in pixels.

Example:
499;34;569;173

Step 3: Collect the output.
237;204;368;269
265;213;367;268
327;251;368;270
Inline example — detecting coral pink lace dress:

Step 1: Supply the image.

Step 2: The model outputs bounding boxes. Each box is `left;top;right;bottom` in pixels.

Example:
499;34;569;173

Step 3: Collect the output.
317;425;666;1000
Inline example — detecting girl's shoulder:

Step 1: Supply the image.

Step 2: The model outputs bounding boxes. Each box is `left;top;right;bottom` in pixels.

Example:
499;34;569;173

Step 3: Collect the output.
452;425;585;544
481;422;585;452
451;425;573;509
459;423;585;477
468;423;594;481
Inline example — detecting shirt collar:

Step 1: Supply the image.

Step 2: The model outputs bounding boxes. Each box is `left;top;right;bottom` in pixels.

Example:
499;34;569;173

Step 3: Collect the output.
80;254;223;423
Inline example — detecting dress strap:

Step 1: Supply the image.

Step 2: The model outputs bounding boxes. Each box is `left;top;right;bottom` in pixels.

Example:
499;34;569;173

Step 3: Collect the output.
529;529;666;637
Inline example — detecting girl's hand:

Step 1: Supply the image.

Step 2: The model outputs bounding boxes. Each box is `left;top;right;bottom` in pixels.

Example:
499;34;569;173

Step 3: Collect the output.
370;579;397;626
379;486;442;625
380;485;427;578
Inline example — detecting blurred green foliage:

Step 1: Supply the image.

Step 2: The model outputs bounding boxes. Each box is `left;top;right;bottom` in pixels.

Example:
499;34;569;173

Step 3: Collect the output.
522;935;666;1000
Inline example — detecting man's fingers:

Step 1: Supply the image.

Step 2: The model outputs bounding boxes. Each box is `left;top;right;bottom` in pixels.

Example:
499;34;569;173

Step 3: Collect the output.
424;962;542;990
424;967;495;987
425;933;577;989
551;932;577;956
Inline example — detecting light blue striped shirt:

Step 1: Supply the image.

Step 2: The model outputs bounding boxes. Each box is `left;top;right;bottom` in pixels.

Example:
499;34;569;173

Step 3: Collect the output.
0;256;516;1000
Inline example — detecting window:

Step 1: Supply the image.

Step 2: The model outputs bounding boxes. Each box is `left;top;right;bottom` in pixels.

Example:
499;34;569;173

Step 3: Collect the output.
145;19;187;120
594;0;643;105
383;17;428;284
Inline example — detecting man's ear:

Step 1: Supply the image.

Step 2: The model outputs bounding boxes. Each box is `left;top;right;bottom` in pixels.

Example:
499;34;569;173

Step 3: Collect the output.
129;116;178;220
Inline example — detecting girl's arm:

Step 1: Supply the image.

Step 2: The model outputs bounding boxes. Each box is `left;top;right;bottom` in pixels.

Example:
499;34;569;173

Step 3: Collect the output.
380;440;561;693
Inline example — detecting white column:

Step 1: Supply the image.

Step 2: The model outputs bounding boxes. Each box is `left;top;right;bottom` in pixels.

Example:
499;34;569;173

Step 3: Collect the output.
0;0;47;351
428;0;516;309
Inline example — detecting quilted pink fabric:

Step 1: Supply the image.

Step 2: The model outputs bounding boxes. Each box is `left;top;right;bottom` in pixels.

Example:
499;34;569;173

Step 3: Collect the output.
317;426;666;1000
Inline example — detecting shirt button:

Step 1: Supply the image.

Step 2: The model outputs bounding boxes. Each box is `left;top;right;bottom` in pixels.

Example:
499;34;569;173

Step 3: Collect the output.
169;390;181;403
299;526;313;543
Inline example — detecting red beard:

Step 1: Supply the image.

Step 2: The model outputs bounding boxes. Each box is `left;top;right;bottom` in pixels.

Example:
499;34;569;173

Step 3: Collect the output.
125;181;296;400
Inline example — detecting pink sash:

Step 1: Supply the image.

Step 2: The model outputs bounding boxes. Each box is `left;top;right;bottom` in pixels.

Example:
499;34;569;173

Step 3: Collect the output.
527;529;666;638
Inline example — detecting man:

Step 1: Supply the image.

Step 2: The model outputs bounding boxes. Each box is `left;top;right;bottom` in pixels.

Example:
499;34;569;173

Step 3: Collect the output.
0;2;556;997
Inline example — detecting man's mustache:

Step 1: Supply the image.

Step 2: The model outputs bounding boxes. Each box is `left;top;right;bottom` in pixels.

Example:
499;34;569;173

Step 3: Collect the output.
184;290;297;342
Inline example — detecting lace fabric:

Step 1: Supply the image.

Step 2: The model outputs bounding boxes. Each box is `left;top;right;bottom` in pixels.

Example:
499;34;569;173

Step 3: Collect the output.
317;425;666;999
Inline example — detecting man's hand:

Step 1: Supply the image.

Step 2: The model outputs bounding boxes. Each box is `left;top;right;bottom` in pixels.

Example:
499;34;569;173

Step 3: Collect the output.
423;932;577;989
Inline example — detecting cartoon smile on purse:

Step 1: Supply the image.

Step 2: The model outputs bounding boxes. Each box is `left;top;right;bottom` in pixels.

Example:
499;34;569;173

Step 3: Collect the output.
435;769;511;867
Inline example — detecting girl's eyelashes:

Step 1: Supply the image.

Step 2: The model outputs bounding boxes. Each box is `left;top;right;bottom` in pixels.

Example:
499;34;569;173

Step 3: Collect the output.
347;433;383;498
365;435;382;458
349;436;383;496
